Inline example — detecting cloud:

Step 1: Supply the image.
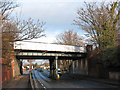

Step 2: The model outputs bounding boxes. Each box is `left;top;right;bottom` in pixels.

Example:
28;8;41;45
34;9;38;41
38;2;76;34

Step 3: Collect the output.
14;0;116;43
15;0;115;26
18;0;82;3
18;0;116;3
29;36;56;43
29;30;63;43
16;2;79;22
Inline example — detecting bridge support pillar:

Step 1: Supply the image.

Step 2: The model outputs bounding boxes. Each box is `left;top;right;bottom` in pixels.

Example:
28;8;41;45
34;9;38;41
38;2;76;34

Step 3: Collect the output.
49;56;58;79
49;59;54;78
72;60;75;74
20;60;23;75
54;56;58;79
85;58;88;75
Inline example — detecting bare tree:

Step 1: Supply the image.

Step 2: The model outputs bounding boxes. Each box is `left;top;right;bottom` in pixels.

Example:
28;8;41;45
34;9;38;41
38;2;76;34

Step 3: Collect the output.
0;0;19;20
0;0;46;64
74;1;120;68
9;18;45;41
1;0;45;42
74;1;119;50
56;30;84;46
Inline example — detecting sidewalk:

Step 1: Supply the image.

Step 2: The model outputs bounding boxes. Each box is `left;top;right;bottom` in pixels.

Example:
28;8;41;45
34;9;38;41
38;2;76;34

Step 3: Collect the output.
2;74;30;89
84;76;120;86
60;73;120;86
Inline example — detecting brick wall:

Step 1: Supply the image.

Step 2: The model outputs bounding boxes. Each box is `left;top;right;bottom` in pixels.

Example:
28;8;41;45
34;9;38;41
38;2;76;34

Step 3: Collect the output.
10;51;20;77
109;72;120;80
71;59;88;75
1;50;21;84
1;63;12;84
13;59;20;77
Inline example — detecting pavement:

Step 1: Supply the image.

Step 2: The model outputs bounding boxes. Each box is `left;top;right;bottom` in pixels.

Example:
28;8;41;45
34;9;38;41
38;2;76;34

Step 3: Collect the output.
60;73;120;86
2;72;30;89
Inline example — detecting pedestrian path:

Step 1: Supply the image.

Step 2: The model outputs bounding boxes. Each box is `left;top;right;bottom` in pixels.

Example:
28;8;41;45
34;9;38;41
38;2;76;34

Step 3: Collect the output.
60;73;120;86
2;75;29;89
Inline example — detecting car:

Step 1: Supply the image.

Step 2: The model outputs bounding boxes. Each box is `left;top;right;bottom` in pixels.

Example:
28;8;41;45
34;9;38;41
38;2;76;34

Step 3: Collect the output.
37;68;43;72
57;68;62;76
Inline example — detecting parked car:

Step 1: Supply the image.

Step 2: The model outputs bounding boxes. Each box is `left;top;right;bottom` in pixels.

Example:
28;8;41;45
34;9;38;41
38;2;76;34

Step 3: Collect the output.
37;68;43;72
58;68;62;76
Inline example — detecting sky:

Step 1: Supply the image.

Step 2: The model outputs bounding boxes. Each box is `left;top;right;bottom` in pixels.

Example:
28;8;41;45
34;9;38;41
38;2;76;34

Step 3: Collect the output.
13;0;115;64
13;0;115;43
23;59;49;65
14;0;85;43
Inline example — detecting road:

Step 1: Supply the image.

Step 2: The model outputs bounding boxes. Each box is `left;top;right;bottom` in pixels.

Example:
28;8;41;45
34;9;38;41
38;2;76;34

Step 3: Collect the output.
31;69;120;89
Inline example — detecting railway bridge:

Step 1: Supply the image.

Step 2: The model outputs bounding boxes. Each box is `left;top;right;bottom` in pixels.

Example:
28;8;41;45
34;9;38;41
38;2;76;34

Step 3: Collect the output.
14;41;89;79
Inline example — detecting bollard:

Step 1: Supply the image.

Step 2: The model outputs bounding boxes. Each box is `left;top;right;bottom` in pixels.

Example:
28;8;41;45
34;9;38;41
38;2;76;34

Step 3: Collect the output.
57;74;60;79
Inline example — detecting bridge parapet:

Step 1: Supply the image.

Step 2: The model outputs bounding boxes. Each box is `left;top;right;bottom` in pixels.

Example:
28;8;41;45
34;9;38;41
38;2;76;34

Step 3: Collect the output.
14;41;86;53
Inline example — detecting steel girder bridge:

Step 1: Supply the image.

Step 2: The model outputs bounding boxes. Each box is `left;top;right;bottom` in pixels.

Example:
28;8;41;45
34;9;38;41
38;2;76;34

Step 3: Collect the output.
14;41;87;79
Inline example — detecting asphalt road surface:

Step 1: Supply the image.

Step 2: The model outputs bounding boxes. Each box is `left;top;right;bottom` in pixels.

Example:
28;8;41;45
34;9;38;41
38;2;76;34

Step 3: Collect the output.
32;70;120;89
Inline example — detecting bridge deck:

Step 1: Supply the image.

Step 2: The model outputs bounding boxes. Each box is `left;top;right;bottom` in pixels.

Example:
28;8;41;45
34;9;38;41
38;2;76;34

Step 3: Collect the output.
14;41;86;53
